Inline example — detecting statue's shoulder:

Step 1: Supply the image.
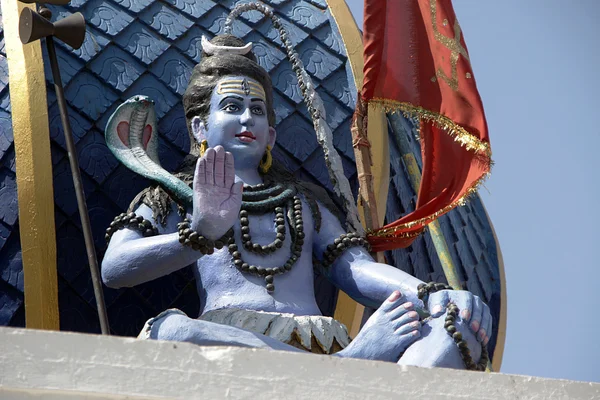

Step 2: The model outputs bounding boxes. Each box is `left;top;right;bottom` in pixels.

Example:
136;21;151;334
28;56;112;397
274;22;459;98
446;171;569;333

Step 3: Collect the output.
127;157;195;225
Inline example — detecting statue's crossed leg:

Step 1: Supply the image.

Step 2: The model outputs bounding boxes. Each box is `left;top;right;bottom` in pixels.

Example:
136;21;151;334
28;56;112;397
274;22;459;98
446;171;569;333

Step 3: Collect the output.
146;291;458;365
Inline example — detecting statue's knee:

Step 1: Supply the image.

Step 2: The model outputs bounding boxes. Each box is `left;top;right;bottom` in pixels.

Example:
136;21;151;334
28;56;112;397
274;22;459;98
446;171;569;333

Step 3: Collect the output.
150;313;200;342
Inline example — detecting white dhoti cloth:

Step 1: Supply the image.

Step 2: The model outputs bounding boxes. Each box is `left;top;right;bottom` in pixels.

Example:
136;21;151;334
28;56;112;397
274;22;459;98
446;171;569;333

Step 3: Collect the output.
139;308;351;355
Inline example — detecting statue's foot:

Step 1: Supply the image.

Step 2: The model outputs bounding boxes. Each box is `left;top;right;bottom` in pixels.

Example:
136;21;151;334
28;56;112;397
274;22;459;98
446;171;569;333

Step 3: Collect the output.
336;291;420;362
398;310;482;369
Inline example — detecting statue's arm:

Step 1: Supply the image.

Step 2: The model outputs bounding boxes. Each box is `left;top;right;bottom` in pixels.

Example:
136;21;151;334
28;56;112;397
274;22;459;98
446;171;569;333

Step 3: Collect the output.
314;202;492;348
101;202;201;288
313;203;424;310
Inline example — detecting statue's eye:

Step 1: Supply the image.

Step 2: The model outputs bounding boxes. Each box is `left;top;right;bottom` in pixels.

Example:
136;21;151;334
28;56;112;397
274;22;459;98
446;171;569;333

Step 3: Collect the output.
223;103;240;112
251;106;265;115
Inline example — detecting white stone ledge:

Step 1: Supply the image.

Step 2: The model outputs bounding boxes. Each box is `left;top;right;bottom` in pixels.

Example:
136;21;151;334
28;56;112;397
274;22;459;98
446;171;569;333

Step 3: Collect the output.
0;327;597;400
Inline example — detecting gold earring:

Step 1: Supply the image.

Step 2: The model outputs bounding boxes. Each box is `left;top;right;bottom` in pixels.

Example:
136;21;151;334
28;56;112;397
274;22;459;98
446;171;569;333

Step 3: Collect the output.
259;145;272;174
199;140;209;157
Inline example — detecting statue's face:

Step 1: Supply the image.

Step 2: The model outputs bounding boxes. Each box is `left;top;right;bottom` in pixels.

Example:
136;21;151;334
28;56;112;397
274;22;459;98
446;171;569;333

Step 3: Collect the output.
191;76;276;170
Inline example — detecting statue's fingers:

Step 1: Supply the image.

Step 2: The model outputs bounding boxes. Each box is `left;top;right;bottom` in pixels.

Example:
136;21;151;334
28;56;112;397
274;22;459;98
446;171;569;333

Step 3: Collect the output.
479;303;492;344
391;310;419;330
379;290;404;312
213;146;226;187
428;290;449;317
470;296;483;334
194;157;206;186
224;151;235;189
205;147;216;185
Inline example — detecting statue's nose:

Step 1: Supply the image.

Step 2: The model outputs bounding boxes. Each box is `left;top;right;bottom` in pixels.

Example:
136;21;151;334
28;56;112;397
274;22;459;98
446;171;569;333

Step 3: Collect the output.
239;108;254;127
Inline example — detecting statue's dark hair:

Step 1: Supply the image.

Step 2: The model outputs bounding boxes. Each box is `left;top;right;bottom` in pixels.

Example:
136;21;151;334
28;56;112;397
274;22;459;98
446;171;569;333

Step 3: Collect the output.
182;35;276;142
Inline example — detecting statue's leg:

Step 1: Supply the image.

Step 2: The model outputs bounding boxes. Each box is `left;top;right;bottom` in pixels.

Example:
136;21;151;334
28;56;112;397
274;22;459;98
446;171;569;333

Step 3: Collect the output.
397;310;482;369
148;311;304;353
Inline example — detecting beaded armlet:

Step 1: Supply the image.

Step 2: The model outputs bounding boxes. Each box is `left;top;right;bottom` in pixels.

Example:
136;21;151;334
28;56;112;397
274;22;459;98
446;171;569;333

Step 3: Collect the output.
105;212;159;245
417;281;489;371
321;232;371;268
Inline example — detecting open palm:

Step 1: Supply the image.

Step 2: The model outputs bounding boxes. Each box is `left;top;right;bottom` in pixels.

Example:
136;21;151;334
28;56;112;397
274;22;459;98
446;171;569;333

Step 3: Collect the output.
191;146;243;240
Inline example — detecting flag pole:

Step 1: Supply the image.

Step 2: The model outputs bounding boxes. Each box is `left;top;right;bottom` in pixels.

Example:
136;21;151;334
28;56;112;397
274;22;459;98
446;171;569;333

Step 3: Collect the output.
351;96;385;262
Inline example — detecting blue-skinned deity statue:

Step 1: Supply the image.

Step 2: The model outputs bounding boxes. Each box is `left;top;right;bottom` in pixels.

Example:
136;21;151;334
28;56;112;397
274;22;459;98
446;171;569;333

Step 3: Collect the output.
101;32;492;369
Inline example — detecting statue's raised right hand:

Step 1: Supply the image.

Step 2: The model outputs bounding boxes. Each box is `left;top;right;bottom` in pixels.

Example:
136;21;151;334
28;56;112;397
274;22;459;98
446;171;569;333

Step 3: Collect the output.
191;145;243;240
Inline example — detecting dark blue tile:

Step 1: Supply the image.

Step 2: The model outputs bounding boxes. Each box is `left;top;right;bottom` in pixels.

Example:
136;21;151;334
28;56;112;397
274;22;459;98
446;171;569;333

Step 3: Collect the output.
56;222;88;283
100;164;150;211
332;118;354;161
76;129;121;184
89;44;146;93
48;103;92;149
82;0;135;37
112;0;153;13
157;103;190;154
297;39;343;81
245;31;285;72
220;0;267;25
174;25;212;64
276;114;318;163
0;169;18;227
0;54;8;87
53;158;98;216
200;5;252;38
320;68;355;110
0;229;23;292
150;48;194;95
64;71;119;121
272;91;295;125
316;87;349;131
256;13;308;47
0;279;23;326
280;1;329;32
0;109;13;155
123;74;179;119
139;3;194;41
301;147;334;192
272;63;303;104
164;0;215;19
115;21;171;66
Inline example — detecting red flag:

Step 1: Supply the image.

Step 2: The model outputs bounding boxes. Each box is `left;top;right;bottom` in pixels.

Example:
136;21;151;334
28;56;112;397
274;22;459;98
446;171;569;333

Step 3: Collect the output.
362;0;492;251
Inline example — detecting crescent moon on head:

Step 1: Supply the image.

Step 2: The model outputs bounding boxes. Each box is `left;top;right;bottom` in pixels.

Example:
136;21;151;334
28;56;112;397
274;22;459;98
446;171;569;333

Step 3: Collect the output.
201;36;253;56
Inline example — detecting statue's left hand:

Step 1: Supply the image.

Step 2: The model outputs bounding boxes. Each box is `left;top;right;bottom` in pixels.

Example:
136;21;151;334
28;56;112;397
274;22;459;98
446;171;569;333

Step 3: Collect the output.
428;290;492;346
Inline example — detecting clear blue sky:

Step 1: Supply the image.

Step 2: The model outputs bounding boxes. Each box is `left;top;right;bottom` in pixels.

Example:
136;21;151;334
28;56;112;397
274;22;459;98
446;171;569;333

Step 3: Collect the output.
346;0;600;383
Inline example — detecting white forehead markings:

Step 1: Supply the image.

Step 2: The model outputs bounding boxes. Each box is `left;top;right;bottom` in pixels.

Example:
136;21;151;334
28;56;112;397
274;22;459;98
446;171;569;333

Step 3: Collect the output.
217;77;266;101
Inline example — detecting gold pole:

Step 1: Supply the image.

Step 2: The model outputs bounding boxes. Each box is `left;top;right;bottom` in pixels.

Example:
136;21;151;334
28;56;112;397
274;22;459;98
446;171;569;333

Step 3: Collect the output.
2;0;59;330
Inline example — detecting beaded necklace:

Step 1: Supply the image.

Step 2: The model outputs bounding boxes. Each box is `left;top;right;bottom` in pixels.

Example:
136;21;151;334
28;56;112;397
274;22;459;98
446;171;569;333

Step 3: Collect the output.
228;181;304;293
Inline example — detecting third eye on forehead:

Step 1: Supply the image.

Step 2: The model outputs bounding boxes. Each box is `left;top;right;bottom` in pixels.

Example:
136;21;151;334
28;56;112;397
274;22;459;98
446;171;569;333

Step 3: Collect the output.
217;78;266;102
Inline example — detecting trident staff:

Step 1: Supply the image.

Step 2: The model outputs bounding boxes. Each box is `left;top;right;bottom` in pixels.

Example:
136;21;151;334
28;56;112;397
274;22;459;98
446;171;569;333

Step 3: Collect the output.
18;2;110;335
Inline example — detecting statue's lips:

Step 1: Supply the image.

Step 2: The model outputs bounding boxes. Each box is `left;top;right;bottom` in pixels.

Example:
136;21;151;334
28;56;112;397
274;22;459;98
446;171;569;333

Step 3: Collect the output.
235;131;256;143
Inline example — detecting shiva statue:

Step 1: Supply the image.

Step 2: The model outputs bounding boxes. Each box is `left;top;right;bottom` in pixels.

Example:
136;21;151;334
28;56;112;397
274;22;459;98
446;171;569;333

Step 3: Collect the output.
101;33;492;369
